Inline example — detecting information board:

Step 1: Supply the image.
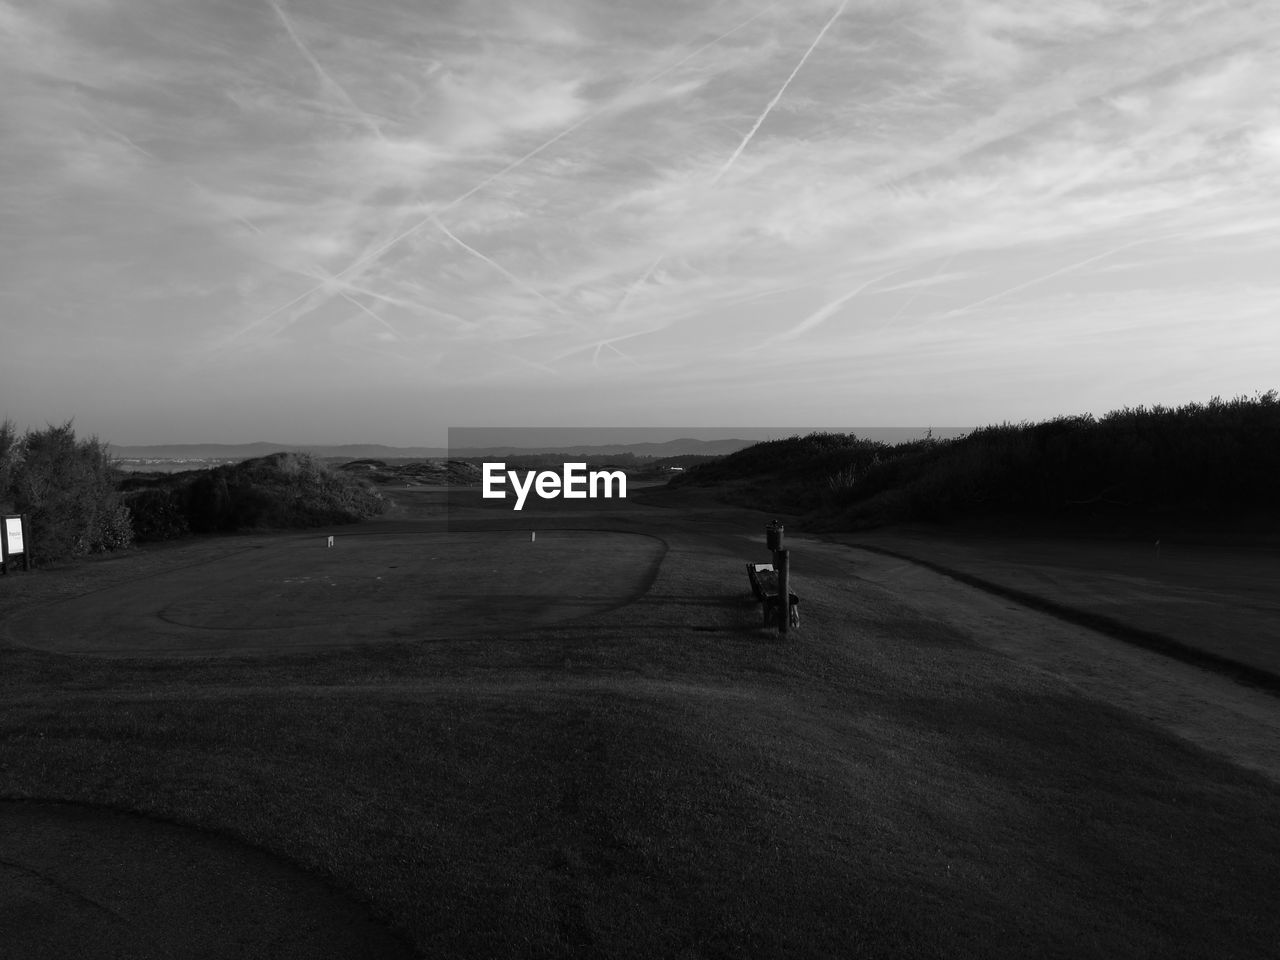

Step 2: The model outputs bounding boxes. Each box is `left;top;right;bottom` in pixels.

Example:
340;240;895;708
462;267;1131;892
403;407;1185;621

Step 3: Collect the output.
4;516;23;555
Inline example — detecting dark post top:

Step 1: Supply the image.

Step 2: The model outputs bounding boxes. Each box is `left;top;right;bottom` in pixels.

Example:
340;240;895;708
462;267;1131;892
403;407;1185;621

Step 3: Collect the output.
765;519;784;552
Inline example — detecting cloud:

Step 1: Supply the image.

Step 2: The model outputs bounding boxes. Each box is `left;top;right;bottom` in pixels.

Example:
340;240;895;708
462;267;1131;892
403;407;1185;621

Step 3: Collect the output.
5;0;1280;440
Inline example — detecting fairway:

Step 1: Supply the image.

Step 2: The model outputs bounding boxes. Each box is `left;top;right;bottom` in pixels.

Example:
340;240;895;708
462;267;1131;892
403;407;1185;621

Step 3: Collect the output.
0;800;416;960
4;494;1280;959
3;529;664;657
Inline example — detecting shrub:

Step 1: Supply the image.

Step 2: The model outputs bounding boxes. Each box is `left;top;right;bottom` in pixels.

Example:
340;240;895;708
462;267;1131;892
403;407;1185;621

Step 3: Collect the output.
123;487;191;541
681;391;1280;533
1;420;134;562
178;452;386;533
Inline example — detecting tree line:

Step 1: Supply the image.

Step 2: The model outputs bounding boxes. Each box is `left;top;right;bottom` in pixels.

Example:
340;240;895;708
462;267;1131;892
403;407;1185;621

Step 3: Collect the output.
673;391;1280;534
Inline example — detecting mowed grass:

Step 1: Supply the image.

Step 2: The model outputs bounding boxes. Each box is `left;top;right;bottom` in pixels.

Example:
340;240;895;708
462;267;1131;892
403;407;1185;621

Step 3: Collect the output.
2;528;1279;959
832;528;1280;681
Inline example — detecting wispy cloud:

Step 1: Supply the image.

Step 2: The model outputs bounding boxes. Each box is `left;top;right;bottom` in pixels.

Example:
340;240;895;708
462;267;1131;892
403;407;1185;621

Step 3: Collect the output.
4;0;1280;440
711;0;849;185
263;0;384;138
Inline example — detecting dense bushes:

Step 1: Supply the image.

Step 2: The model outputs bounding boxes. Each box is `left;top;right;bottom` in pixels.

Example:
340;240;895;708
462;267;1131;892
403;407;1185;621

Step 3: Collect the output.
676;391;1280;532
121;487;191;541
671;432;891;514
0;420;134;563
157;451;386;537
1;419;389;558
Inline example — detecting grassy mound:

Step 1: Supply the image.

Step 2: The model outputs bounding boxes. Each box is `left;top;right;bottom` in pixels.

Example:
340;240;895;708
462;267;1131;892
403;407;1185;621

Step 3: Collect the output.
674;391;1280;536
122;452;386;539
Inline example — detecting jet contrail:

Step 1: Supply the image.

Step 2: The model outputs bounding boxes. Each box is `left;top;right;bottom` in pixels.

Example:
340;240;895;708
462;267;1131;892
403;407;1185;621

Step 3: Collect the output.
881;252;955;324
765;262;915;346
931;237;1173;321
340;291;405;340
599;0;844;341
609;254;667;323
78;103;158;161
430;215;573;320
265;0;383;139
233;3;783;345
711;0;849;185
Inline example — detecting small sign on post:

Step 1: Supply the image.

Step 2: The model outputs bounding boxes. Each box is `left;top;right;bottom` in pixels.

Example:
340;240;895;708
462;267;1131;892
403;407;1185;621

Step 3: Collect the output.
2;515;30;574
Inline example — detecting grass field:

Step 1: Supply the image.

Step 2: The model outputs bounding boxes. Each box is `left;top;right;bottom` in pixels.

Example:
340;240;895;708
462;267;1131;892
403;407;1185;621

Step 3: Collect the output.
831;526;1280;682
2;487;1279;958
4;528;664;656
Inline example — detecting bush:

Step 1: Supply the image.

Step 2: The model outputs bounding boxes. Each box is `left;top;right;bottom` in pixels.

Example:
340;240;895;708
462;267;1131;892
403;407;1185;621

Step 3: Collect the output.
122;487;191;541
178;452;386;533
679;391;1280;533
1;420;134;562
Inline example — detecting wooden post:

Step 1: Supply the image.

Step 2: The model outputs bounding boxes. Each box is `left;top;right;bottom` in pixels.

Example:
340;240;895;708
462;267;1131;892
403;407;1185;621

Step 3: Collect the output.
775;548;790;637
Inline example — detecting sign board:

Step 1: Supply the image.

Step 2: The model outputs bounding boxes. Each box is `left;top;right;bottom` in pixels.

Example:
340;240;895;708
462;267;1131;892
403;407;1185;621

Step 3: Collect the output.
2;515;28;573
4;516;24;555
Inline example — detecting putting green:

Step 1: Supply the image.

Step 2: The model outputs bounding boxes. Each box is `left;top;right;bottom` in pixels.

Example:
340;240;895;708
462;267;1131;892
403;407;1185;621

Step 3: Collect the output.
7;530;664;657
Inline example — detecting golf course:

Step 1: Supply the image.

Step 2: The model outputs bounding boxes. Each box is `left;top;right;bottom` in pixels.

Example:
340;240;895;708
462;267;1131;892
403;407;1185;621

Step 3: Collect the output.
2;483;1279;958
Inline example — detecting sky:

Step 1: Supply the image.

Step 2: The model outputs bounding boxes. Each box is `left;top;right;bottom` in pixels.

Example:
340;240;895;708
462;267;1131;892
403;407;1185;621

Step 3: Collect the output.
2;0;1278;445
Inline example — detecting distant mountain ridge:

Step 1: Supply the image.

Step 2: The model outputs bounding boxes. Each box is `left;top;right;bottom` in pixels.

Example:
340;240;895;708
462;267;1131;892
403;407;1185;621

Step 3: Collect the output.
109;429;970;462
109;442;448;460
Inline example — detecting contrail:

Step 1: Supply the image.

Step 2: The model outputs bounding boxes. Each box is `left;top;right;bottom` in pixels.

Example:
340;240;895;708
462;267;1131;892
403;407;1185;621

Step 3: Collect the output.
265;0;383;139
552;323;665;364
600;0;843;339
339;291;405;340
881;252;955;324
644;2;781;89
233;2;782;345
592;340;641;368
504;352;562;376
447;0;782;216
430;215;573;320
931;237;1172;321
765;262;915;346
609;254;667;324
711;0;849;185
78;103;158;161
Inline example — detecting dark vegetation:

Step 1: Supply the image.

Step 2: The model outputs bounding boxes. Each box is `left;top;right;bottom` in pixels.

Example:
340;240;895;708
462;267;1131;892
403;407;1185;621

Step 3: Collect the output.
120;451;386;540
331;458;483;486
0;420;134;563
673;391;1280;535
1;421;389;560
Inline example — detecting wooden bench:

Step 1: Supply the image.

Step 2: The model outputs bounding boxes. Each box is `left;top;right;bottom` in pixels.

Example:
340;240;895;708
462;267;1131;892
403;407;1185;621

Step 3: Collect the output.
745;562;800;628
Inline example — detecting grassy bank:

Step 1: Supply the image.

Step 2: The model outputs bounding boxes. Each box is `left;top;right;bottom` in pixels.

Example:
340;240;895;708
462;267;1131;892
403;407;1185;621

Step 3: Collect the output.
120;450;387;541
673;391;1280;540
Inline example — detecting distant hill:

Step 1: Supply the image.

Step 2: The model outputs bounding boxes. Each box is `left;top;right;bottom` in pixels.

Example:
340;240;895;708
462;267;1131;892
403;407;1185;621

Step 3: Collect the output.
109;430;970;463
450;438;755;458
109;442;448;460
671;394;1280;539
